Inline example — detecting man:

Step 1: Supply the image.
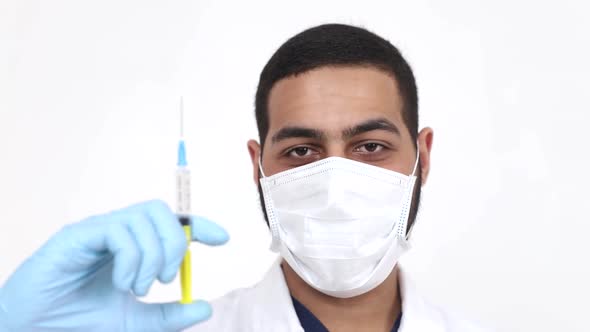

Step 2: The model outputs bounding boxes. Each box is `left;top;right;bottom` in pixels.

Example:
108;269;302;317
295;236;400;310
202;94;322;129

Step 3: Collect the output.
0;24;485;331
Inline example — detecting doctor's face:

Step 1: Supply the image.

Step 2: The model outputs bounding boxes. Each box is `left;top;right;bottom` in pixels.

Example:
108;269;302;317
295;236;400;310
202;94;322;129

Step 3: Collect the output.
248;66;433;227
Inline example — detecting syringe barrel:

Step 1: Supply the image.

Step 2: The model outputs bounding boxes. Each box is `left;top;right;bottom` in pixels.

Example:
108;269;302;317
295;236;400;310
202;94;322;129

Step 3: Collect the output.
176;166;191;216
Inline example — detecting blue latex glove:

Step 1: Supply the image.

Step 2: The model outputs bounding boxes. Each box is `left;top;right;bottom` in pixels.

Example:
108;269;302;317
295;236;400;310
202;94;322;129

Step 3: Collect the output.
0;200;229;332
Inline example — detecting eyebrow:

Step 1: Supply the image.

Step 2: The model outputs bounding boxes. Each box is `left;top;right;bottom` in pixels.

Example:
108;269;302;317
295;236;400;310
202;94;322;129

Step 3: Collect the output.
270;117;401;144
342;118;401;139
271;126;325;143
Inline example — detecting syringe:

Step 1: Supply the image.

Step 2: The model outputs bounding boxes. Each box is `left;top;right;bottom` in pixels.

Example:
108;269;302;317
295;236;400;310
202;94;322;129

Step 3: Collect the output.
177;96;192;304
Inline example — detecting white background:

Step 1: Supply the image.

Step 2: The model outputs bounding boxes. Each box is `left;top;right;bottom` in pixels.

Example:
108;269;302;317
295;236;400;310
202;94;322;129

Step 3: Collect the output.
1;1;589;331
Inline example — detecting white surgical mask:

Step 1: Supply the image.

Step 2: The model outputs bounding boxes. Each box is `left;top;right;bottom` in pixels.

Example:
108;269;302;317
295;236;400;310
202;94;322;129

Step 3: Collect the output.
259;150;419;298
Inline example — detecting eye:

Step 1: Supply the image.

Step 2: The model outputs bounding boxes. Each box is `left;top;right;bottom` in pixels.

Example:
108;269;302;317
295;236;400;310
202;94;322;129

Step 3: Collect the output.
355;143;385;153
287;146;314;158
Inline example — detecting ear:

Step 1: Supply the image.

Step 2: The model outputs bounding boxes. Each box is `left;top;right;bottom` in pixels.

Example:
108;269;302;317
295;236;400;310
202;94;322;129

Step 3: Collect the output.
417;128;434;185
247;139;262;185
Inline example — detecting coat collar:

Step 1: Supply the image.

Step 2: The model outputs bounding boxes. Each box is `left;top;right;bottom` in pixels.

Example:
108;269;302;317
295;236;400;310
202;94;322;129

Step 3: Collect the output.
249;257;448;332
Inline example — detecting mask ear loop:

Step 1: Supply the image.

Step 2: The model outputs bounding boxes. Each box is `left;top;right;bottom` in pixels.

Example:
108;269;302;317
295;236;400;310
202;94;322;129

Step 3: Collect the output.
258;154;282;251
410;143;420;177
397;143;420;239
258;155;267;178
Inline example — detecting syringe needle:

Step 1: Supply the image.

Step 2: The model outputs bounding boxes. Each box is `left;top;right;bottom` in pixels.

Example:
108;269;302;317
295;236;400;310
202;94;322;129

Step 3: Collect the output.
180;96;184;139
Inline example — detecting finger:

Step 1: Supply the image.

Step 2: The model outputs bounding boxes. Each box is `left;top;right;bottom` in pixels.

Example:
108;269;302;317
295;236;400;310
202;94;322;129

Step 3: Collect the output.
133;300;212;331
106;223;142;292
191;215;230;246
125;212;165;297
75;220;141;292
133;200;189;283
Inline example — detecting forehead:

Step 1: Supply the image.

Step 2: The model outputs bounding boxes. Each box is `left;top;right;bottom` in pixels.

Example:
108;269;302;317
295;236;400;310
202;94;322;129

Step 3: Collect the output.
267;66;406;137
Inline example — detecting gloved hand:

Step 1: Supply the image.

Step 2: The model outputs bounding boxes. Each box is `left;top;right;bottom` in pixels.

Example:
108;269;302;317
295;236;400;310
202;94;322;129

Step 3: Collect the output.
0;200;229;332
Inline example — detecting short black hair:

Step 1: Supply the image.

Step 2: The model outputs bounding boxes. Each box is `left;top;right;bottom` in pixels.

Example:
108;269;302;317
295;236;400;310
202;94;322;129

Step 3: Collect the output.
254;23;419;150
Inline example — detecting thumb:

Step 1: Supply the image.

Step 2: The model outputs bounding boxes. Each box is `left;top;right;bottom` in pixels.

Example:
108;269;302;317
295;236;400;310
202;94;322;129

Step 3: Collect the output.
191;216;229;246
134;300;212;331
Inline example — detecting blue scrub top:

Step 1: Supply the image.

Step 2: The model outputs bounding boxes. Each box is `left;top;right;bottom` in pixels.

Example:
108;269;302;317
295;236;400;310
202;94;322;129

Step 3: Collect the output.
292;296;402;332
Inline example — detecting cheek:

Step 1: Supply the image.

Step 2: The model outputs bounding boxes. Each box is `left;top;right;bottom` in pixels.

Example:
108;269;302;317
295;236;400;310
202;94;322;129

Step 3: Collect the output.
260;153;291;177
376;161;406;174
381;150;418;175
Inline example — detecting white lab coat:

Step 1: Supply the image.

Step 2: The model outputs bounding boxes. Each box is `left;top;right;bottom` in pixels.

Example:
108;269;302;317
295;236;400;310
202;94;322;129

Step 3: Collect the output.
187;259;488;332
